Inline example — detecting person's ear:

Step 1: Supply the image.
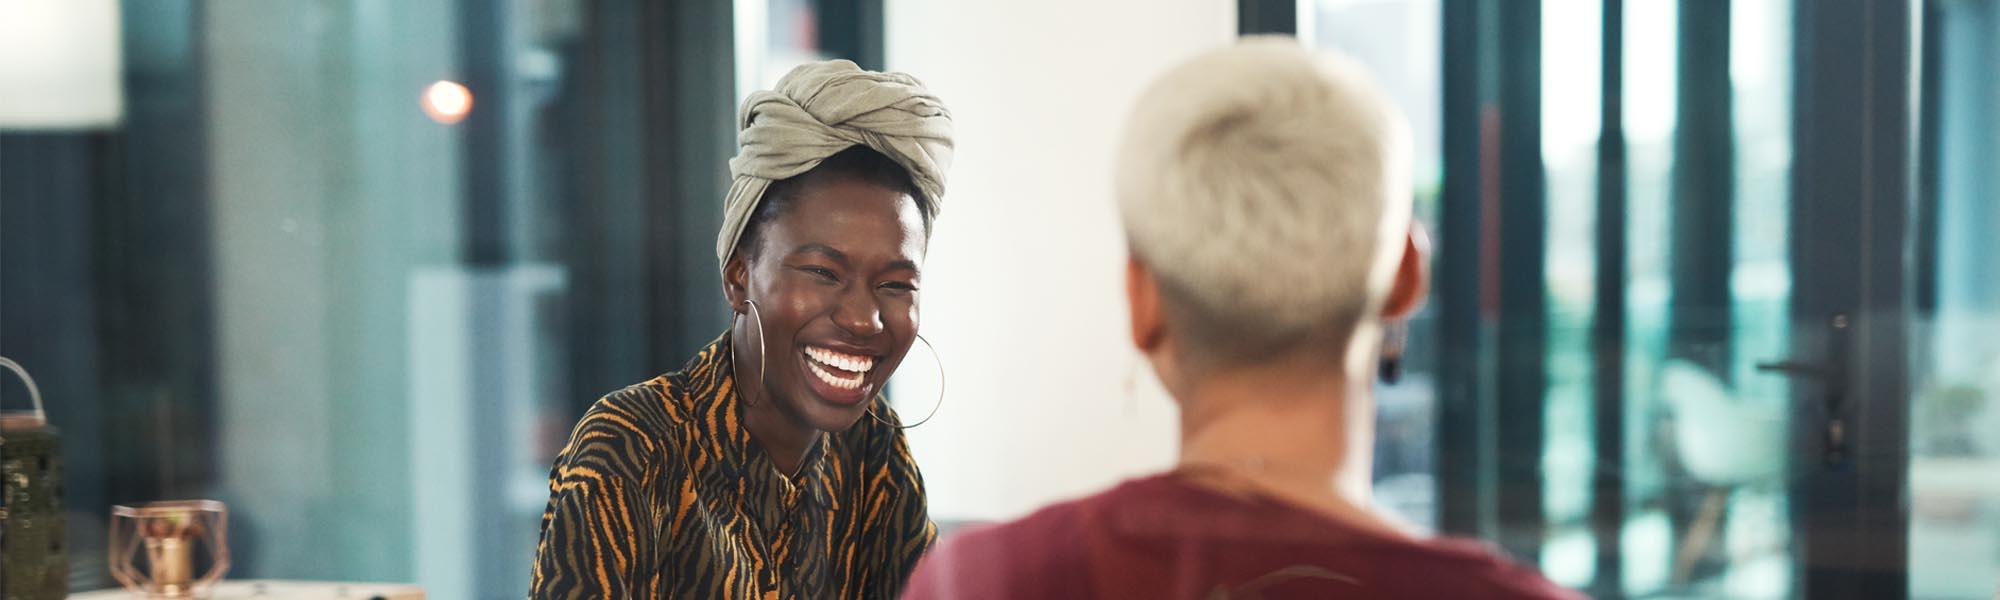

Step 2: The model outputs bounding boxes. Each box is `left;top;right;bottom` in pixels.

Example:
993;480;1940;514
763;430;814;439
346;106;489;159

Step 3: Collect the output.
1380;223;1431;321
724;252;751;313
1127;255;1166;353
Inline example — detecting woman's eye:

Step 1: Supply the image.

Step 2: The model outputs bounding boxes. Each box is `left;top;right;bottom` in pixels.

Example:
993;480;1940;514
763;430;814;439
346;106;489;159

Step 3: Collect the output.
799;266;839;283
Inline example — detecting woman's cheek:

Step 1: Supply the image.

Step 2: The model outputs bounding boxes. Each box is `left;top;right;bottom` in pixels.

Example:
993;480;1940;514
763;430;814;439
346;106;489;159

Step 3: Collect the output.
776;282;826;317
896;300;920;332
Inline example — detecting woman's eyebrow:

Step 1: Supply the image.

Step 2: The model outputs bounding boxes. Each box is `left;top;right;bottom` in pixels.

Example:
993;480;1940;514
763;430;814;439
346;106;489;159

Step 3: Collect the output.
791;243;849;265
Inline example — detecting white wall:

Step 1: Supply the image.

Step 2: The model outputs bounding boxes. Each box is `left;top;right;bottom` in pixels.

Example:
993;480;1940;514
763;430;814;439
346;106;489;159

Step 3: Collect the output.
885;0;1236;522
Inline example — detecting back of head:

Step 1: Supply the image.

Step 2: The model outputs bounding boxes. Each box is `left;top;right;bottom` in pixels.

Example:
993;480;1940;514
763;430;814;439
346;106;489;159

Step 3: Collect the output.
1116;37;1413;371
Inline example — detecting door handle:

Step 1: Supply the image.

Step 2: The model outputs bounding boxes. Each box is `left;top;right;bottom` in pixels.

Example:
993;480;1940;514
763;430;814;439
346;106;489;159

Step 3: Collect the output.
1756;356;1848;468
1755;360;1827;380
1755;313;1854;468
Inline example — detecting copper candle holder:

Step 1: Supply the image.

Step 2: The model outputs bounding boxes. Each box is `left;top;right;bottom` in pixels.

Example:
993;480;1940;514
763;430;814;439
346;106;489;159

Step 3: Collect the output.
108;500;230;598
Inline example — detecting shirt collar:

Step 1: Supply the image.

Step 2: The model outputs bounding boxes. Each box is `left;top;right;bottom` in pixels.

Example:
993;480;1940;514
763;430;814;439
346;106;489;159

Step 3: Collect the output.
690;331;837;511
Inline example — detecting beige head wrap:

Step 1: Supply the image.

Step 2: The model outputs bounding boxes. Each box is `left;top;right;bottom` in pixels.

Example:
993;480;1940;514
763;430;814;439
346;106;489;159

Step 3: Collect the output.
715;60;954;272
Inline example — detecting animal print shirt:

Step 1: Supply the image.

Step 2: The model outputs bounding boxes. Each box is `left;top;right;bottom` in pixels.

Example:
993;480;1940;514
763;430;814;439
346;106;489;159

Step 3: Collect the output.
530;333;935;599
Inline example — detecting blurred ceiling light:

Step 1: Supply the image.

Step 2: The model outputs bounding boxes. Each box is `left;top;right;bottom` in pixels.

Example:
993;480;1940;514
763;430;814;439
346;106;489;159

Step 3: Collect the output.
422;80;473;124
0;0;124;130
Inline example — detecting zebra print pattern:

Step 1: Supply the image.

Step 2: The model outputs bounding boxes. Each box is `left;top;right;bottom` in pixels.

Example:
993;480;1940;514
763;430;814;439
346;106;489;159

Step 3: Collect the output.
530;333;936;599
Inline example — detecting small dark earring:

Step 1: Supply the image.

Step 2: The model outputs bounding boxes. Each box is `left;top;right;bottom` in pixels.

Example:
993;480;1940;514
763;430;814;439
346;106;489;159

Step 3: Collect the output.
1378;320;1408;384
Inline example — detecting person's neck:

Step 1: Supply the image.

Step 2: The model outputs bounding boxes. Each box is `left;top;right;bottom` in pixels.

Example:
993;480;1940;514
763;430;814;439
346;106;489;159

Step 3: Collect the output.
730;325;820;476
1174;352;1399;535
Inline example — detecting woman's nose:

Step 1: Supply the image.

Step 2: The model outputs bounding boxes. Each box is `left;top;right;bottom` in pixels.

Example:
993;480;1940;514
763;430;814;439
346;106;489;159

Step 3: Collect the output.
833;287;885;337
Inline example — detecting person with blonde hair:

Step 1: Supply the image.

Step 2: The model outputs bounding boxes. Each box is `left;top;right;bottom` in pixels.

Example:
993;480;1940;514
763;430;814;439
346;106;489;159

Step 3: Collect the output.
902;38;1574;599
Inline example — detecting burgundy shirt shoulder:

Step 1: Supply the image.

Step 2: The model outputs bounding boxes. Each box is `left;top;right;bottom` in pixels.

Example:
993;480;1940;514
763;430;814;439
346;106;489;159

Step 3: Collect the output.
903;473;1581;600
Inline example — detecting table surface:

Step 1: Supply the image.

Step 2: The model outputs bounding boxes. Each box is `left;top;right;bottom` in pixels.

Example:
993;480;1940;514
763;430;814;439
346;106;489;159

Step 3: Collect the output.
71;580;423;600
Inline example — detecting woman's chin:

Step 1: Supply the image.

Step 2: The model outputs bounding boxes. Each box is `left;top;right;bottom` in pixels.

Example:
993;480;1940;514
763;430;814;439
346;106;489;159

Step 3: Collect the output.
790;378;877;433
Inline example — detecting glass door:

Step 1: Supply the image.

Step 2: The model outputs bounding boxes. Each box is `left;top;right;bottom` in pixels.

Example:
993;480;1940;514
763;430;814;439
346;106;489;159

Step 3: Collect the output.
1409;0;1993;598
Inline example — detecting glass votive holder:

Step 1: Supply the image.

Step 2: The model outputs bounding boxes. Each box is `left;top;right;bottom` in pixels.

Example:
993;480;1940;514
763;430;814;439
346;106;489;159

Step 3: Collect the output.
108;500;230;598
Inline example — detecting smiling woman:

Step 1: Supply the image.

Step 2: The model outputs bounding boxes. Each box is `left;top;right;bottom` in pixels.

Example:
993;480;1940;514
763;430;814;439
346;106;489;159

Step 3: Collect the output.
529;61;953;599
726;148;932;471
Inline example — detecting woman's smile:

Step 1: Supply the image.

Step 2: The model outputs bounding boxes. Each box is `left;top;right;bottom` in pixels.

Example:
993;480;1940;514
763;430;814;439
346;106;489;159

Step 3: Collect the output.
800;343;880;405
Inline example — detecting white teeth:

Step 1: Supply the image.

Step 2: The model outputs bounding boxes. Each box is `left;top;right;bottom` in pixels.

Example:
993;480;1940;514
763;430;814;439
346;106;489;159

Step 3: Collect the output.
803;346;874;391
805;346;874;374
807;360;864;390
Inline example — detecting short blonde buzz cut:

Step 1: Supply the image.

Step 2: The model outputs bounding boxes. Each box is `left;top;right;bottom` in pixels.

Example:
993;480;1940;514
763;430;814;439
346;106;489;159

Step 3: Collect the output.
1116;36;1414;369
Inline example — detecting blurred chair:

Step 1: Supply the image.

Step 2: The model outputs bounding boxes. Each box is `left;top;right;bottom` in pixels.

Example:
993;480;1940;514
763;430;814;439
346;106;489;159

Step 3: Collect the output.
1659;359;1786;584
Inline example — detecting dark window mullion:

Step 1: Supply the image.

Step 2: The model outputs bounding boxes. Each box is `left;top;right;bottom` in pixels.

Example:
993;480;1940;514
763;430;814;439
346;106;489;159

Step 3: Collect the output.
1436;0;1490;540
1788;0;1915;597
1589;0;1629;595
1493;0;1549;566
1238;0;1297;36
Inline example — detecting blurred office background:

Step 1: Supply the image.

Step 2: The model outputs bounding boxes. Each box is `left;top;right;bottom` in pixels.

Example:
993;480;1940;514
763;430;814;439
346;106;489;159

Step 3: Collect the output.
1;0;1995;598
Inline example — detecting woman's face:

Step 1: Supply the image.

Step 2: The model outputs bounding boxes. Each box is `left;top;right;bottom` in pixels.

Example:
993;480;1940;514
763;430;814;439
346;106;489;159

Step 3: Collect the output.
729;177;927;433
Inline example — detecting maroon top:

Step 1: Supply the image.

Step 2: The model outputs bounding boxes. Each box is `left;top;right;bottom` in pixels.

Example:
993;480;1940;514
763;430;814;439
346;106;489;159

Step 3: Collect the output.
903;473;1580;600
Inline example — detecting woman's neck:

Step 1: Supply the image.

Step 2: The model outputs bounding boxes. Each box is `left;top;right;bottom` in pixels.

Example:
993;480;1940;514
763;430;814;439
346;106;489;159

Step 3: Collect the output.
731;324;821;476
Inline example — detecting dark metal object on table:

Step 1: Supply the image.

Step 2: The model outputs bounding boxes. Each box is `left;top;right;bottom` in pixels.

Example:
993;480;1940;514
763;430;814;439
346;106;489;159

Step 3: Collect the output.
1;356;66;600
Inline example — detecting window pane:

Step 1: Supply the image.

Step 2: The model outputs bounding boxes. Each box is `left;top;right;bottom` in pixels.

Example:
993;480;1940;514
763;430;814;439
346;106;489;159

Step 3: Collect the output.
1539;0;1602;589
1620;1;1795;597
1911;0;2000;597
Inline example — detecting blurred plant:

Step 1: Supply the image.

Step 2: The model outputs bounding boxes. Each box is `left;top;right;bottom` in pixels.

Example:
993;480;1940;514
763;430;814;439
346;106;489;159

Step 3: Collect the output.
1916;382;1988;456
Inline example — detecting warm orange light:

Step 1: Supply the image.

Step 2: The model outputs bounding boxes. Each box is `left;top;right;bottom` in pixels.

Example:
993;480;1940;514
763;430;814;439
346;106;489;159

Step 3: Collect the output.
422;80;472;124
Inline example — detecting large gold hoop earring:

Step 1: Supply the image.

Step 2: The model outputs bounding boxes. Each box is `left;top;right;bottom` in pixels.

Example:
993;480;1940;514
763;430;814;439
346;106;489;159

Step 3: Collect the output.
868;333;945;429
741;299;768;407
